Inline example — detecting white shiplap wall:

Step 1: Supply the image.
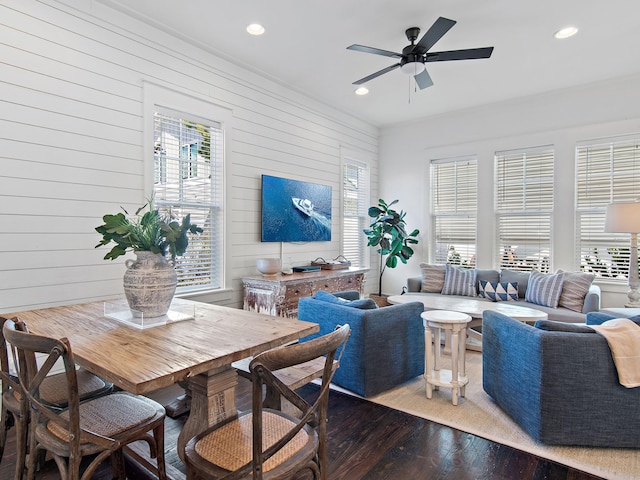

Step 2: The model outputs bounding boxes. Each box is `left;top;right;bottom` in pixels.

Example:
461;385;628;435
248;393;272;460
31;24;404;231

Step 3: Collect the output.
0;0;379;313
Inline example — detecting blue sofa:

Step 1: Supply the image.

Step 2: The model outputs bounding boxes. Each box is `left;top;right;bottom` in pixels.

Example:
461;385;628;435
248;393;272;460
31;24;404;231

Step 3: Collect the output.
297;291;425;397
482;310;640;447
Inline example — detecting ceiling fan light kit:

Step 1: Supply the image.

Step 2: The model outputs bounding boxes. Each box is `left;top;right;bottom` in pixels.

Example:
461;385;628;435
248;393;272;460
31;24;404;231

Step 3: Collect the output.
347;16;494;90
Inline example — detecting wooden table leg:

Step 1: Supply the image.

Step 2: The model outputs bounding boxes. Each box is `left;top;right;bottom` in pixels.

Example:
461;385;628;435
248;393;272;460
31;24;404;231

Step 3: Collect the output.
425;323;433;399
451;325;460;406
177;366;238;462
459;326;467;398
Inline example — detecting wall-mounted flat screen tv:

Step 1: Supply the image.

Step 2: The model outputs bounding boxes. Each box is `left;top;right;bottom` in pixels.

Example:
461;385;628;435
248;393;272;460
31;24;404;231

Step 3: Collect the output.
261;174;332;242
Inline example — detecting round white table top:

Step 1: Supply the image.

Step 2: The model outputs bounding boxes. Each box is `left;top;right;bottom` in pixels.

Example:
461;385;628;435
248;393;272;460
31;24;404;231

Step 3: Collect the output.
387;293;548;322
421;310;471;324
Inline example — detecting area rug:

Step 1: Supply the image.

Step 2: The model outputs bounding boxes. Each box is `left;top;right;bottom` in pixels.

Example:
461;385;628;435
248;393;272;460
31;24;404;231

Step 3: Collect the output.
366;351;640;480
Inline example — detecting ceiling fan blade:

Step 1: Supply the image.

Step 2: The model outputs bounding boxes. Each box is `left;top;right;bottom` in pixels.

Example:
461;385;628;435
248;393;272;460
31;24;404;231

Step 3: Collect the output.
347;44;403;58
352;63;401;85
426;47;494;62
414;69;434;89
413;17;456;54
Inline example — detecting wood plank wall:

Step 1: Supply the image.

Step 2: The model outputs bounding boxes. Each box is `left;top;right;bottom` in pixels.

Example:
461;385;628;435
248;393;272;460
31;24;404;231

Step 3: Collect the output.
0;0;379;313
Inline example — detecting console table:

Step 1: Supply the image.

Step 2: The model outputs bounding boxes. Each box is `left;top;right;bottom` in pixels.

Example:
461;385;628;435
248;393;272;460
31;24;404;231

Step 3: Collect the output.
242;267;368;317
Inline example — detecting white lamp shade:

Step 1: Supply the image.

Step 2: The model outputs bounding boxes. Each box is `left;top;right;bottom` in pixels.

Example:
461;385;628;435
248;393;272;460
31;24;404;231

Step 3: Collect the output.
605;202;640;233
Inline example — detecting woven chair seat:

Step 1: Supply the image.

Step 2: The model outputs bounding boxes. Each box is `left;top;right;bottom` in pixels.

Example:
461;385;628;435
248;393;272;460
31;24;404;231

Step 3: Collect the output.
40;369;111;406
193;411;313;473
47;392;159;441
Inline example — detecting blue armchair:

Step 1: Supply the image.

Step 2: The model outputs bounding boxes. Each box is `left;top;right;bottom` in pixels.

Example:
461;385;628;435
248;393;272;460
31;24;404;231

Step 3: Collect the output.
482;310;640;447
298;291;425;397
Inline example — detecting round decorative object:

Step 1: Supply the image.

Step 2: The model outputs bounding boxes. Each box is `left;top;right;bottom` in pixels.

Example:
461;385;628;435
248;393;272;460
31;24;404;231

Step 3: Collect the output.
123;251;177;318
256;258;281;276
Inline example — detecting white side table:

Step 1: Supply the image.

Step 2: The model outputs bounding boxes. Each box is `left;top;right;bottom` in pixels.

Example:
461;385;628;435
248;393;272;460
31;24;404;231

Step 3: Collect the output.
422;310;471;406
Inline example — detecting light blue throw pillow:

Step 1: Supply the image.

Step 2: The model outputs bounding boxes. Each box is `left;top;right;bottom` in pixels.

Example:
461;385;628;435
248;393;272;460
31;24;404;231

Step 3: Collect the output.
315;290;378;309
525;270;565;308
441;264;477;297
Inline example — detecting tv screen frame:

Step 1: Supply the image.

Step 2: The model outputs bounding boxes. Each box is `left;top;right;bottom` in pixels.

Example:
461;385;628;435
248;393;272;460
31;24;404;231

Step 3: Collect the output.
261;174;332;242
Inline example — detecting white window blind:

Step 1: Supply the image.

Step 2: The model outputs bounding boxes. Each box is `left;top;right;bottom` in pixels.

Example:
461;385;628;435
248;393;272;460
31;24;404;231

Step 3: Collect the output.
495;146;554;272
342;158;370;267
153;111;224;292
431;157;477;266
576;135;640;280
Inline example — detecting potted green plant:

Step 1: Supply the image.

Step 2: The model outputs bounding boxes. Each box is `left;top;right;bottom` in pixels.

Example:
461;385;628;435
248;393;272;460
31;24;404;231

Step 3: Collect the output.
363;199;420;300
95;201;203;318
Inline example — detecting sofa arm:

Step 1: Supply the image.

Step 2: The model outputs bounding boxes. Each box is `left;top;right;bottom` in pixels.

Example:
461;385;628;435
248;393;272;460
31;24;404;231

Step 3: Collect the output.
331;290;360;301
407;276;422;292
581;283;601;313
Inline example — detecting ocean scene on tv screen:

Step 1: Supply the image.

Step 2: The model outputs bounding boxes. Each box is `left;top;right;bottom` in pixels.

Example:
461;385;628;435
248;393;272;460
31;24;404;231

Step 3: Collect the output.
261;175;332;242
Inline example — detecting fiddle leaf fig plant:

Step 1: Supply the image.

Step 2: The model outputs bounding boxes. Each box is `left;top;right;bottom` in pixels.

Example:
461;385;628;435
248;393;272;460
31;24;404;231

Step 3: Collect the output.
95;201;203;262
363;199;420;297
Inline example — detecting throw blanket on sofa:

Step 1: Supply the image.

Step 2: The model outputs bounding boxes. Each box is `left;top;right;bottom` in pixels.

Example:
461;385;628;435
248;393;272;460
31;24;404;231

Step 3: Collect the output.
591;318;640;388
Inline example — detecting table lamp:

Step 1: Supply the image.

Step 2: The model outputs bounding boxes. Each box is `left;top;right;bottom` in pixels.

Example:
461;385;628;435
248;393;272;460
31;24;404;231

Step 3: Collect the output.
605;202;640;307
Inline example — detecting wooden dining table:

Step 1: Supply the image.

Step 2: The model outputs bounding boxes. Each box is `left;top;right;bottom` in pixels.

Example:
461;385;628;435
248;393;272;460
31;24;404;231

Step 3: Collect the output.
3;298;319;476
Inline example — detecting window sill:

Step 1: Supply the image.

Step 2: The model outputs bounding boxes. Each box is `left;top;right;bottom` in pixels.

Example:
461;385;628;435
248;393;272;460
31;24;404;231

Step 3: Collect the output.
176;288;234;304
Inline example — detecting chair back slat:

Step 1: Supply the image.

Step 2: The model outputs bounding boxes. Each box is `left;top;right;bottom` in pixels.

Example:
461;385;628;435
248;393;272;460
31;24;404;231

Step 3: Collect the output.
0;316;23;396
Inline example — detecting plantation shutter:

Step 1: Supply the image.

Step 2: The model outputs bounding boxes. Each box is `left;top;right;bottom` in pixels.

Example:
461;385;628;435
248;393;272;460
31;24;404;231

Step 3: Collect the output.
153;111;224;292
495;146;554;272
431;157;477;266
576;135;640;280
342;158;370;267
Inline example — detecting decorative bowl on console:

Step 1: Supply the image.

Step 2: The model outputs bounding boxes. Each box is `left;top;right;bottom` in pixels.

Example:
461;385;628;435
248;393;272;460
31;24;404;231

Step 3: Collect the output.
256;258;281;276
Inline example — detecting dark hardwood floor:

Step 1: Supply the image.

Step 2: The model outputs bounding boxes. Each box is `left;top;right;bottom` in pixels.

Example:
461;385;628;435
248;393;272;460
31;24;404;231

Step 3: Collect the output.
0;377;604;479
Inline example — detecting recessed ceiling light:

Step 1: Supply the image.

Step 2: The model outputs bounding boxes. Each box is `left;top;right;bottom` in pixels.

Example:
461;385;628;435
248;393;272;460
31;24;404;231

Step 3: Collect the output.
354;87;369;96
246;23;265;36
554;26;578;39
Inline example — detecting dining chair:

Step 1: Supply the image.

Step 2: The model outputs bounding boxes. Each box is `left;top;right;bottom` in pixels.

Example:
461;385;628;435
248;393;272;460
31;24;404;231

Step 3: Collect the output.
2;317;167;480
1;316;113;480
183;323;350;480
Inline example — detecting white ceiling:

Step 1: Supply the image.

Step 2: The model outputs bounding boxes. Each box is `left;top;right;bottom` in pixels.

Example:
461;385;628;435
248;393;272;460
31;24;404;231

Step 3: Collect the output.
101;0;640;127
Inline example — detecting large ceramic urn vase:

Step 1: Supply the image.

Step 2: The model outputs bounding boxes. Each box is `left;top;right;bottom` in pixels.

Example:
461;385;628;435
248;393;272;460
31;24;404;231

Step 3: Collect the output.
123;251;177;318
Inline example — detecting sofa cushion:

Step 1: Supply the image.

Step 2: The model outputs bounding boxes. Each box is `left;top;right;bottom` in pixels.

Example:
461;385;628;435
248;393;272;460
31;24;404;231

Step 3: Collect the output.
478;281;518;302
315;290;378;309
419;263;446;293
442;265;477;297
500;269;530;298
475;269;501;292
525;270;565;308
556;270;595;313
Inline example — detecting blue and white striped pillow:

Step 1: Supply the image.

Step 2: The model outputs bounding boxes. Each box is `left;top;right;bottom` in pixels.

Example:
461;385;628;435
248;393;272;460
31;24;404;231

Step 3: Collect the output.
525;270;565;308
441;264;477;297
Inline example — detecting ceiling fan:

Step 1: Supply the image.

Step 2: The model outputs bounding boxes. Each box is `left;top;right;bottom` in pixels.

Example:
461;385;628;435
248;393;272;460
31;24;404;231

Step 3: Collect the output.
347;17;494;90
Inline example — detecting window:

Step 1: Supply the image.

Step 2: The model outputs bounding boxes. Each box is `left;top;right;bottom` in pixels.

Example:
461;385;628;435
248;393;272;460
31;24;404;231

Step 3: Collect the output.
576;135;640;280
431;156;477;266
153;111;224;292
495;146;554;272
342;157;370;267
